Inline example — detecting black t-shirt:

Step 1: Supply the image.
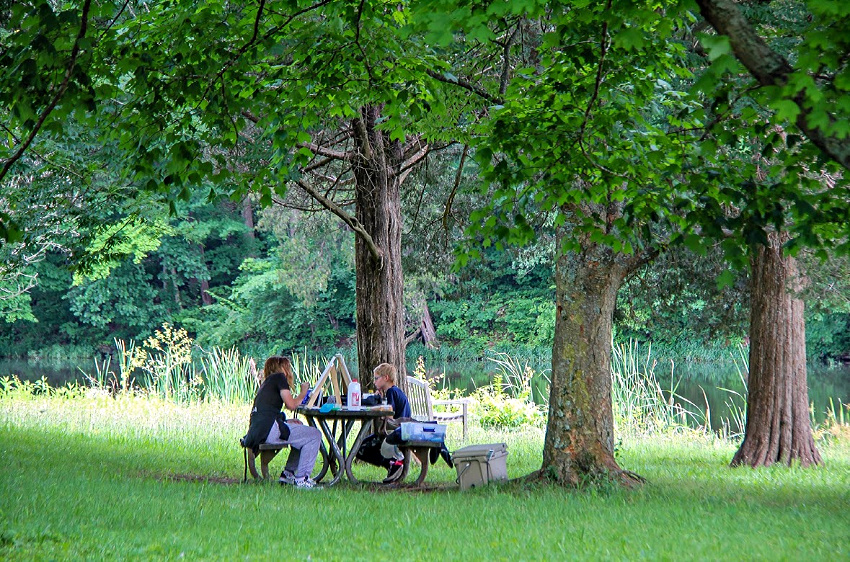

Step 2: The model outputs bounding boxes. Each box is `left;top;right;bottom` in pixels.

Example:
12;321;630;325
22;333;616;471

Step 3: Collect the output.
252;372;291;416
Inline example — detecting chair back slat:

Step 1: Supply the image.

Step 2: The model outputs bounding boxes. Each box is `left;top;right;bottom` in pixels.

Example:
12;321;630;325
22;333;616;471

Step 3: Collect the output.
405;376;434;421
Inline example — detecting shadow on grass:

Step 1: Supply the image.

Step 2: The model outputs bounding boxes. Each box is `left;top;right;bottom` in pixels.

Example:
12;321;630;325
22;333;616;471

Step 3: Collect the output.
3;424;849;518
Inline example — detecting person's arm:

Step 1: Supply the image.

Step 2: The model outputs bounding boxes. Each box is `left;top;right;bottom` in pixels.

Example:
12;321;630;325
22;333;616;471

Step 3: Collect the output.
280;382;308;411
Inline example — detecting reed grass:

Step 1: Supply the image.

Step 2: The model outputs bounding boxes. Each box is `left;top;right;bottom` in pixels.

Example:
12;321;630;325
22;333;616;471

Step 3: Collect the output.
68;330;850;447
611;341;709;436
716;344;749;440
77;328;333;406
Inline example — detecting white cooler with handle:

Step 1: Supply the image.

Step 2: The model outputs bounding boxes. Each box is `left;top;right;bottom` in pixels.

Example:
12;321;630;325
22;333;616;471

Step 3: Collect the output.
451;443;508;490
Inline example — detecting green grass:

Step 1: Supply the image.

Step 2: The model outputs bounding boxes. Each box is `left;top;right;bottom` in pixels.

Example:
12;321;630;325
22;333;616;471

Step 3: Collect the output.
2;392;849;560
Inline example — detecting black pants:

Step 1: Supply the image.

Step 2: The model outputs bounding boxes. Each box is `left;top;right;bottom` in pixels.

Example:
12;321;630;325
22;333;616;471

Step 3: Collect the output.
355;434;392;469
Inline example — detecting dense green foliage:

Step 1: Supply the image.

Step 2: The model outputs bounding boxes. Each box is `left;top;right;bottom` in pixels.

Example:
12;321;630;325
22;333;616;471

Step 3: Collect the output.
3;203;850;360
3;0;850;363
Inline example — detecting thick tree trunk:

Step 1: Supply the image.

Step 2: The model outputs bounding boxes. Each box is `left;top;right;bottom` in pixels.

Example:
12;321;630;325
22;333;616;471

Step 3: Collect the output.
351;106;407;388
542;219;643;486
731;232;821;467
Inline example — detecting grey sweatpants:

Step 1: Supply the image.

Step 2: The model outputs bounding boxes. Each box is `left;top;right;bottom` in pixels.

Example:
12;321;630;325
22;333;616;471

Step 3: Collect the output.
266;421;322;479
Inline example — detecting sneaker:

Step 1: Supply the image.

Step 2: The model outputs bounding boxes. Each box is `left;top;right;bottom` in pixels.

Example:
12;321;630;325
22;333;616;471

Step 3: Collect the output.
279;471;296;485
382;461;404;484
293;477;320;489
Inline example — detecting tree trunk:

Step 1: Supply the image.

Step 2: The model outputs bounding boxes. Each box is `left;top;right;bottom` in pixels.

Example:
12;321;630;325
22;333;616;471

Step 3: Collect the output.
419;301;438;348
241;196;255;237
351;105;407;389
541;215;643;487
198;244;212;306
731;232;821;467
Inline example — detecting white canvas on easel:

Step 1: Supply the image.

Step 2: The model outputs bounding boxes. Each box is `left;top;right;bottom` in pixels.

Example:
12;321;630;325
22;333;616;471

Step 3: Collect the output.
305;354;353;407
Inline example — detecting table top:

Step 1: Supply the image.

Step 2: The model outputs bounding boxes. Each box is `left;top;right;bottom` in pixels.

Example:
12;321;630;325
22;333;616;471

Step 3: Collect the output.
296;405;394;419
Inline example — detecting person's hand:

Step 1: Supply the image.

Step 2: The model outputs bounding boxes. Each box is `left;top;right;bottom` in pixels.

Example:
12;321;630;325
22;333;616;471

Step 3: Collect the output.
299;382;309;394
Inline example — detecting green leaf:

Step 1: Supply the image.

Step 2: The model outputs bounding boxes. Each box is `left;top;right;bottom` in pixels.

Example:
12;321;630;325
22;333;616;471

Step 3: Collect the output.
716;269;735;290
699;34;732;61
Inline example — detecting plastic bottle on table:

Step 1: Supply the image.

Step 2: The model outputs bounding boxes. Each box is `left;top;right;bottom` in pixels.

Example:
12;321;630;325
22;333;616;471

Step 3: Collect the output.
348;379;361;410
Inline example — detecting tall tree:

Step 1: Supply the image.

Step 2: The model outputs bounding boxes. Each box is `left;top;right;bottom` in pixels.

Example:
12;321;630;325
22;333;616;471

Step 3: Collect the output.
418;0;693;485
688;0;850;467
733;231;821;467
546;208;647;485
1;1;450;383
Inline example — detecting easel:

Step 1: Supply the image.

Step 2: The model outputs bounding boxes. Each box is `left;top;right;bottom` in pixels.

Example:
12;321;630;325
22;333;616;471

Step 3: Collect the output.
305;354;354;407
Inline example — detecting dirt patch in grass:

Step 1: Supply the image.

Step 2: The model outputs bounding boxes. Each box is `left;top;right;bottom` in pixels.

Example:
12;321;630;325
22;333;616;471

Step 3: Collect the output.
145;471;243;485
144;471;459;491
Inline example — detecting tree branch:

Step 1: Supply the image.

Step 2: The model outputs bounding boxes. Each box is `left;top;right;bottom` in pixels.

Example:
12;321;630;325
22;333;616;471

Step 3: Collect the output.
695;0;850;170
203;0;267;100
425;69;503;105
396;141;430;182
0;0;93;183
299;142;350;161
443;144;469;233
293;179;382;261
499;23;520;96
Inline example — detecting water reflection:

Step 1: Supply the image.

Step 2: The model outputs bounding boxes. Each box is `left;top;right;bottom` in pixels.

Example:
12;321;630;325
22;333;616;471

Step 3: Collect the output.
3;356;848;431
0;358;91;387
405;358;850;432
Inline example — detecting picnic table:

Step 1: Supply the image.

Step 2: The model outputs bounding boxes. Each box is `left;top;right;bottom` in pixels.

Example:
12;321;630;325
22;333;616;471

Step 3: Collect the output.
296;405;394;486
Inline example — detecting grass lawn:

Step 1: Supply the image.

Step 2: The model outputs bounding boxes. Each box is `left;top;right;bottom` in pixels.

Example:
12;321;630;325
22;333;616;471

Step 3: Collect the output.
1;392;848;560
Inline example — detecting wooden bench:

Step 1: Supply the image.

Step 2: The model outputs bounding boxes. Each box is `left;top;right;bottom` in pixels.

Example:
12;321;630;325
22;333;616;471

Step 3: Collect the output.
240;439;288;481
396;440;443;487
406;376;471;440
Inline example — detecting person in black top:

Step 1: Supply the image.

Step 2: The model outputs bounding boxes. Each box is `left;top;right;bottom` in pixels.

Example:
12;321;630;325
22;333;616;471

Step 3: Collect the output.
242;356;322;489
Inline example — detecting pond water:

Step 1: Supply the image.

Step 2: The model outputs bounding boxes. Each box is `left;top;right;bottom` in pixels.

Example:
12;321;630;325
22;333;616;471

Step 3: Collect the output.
413;357;850;432
0;357;95;387
3;355;848;432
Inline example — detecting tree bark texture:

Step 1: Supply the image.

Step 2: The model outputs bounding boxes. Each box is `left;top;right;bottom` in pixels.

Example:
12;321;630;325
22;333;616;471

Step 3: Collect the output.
351;106;407;388
731;232;822;467
543;216;643;486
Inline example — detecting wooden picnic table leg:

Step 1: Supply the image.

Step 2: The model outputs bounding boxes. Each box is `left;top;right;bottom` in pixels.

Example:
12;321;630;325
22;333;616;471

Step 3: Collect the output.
411;448;430;486
399;448;413;483
246;448;260;480
398;447;431;486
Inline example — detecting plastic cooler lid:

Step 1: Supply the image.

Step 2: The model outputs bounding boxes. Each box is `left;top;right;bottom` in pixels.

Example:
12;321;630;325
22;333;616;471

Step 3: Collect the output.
451;443;508;459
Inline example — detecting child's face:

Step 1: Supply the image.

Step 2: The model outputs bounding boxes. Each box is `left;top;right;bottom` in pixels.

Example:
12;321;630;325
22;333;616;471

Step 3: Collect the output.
375;373;390;391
